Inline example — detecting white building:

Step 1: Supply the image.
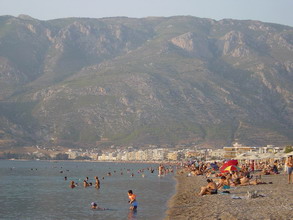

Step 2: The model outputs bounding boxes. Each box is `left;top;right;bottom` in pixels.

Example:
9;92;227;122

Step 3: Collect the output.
209;149;225;159
258;145;283;153
152;148;165;161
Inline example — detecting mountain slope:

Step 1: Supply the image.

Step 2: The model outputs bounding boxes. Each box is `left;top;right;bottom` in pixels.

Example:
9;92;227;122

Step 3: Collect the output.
0;15;292;148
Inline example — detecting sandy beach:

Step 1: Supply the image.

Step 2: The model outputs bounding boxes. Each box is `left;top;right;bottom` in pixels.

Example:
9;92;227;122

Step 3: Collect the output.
165;173;293;220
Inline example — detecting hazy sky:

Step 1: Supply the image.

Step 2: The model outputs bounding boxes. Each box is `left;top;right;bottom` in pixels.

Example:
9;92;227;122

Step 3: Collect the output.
0;0;292;27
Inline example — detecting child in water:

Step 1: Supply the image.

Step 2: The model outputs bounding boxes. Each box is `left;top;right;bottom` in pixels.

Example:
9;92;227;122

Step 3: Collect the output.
91;202;108;210
128;190;138;210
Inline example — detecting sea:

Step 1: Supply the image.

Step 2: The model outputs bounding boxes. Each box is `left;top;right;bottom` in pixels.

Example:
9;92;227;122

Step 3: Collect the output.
0;160;176;220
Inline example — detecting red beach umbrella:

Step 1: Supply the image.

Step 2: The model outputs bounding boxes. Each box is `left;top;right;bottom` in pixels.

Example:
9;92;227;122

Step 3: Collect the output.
221;165;241;173
220;160;238;172
224;160;238;166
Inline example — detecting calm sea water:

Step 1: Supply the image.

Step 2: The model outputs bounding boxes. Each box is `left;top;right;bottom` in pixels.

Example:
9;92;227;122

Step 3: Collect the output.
0;160;176;220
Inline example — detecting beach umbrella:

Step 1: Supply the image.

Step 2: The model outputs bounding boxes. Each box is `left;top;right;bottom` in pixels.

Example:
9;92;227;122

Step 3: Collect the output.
210;163;219;170
220;160;238;172
221;165;240;173
234;154;247;160
223;159;238;166
258;153;275;159
274;152;286;159
246;154;261;160
235;153;259;160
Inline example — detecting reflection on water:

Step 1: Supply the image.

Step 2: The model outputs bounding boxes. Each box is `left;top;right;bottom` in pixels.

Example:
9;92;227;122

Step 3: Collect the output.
0;160;176;220
128;210;137;220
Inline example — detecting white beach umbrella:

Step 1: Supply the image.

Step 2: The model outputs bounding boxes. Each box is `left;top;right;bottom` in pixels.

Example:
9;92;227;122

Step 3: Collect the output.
274;152;286;159
246;154;261;160
234;153;247;160
235;152;255;160
258;153;275;159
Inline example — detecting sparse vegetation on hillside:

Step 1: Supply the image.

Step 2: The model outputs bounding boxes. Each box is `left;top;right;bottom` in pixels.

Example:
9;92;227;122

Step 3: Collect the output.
0;16;292;149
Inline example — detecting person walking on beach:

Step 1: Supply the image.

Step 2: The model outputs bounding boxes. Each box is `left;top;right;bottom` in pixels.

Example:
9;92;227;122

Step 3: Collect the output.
127;190;138;210
286;155;293;184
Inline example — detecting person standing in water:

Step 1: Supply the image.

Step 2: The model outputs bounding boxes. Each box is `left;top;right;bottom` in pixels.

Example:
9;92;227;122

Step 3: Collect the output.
83;180;89;187
94;176;100;189
127;190;138;210
158;164;165;176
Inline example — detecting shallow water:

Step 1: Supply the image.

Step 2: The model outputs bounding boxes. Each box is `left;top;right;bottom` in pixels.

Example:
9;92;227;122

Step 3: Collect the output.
0;160;176;220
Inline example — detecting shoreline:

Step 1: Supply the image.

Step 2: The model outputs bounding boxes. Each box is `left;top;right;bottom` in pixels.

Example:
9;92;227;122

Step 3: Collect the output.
3;158;179;165
164;172;293;220
164;174;180;220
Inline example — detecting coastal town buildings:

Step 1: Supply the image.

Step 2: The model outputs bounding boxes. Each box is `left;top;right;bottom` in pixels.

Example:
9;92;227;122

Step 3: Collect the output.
258;145;283;153
1;142;287;162
167;151;178;161
209;149;225;159
61;143;285;162
223;142;257;159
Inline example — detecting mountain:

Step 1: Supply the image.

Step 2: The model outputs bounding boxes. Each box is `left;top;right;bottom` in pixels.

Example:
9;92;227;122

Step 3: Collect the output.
0;15;292;149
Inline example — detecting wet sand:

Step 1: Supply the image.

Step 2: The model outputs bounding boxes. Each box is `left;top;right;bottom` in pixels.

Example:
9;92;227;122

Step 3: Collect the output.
165;173;293;220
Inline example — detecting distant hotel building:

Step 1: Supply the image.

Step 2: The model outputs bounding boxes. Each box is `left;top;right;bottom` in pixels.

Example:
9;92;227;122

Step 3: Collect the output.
258;145;283;153
223;142;257;159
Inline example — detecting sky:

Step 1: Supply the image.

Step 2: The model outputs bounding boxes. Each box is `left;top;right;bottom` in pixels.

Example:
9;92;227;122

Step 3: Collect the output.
0;0;292;27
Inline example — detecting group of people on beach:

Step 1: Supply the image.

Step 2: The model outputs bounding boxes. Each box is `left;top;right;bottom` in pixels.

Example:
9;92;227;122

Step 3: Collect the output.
181;154;293;196
198;171;269;196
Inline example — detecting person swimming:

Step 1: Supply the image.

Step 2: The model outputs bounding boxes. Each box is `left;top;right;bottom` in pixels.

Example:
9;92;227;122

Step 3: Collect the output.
91;202;108;210
69;181;76;188
128;190;138;210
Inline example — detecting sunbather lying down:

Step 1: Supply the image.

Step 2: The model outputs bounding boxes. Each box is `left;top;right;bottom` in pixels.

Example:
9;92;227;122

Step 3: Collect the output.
239;176;268;186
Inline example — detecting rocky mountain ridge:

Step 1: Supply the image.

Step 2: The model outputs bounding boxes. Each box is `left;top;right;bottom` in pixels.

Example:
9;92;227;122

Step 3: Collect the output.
0;15;292;149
